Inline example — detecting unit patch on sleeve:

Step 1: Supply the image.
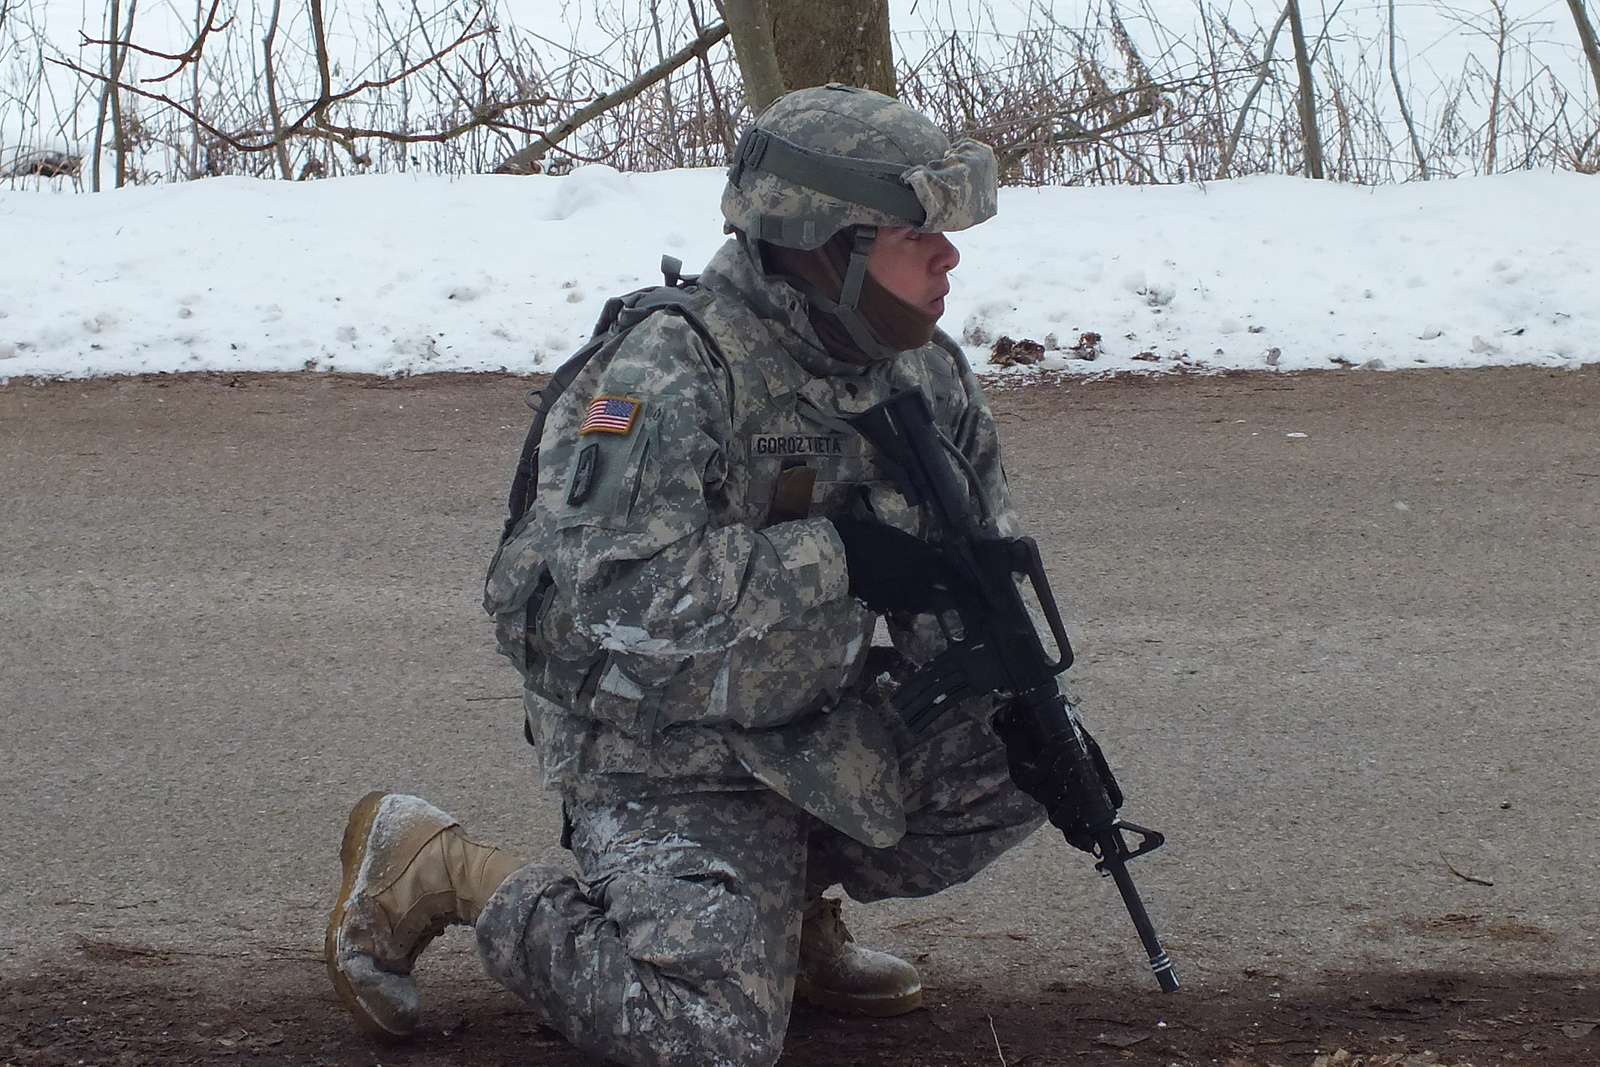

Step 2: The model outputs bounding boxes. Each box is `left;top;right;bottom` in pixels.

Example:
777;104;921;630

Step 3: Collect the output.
567;442;600;505
580;396;643;436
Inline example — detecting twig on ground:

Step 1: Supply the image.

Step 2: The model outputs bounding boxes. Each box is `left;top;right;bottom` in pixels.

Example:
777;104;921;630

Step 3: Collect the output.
1443;854;1495;886
988;1013;1008;1066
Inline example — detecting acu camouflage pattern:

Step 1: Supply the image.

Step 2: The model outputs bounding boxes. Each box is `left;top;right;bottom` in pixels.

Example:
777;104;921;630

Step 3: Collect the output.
720;84;998;249
474;235;1050;1066
483;236;1029;849
475;694;1042;1067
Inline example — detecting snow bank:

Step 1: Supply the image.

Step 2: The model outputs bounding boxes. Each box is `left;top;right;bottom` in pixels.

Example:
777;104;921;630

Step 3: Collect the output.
1;167;1594;380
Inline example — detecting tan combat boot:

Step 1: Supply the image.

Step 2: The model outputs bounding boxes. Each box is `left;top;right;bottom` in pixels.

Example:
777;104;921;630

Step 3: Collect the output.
795;896;923;1017
325;791;523;1038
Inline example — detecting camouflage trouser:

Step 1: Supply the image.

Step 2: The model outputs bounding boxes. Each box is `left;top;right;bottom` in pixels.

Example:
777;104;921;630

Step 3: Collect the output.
474;701;1043;1067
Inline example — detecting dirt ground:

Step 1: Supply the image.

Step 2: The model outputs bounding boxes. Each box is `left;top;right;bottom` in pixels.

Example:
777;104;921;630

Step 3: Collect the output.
2;365;1597;1066
5;949;1599;1065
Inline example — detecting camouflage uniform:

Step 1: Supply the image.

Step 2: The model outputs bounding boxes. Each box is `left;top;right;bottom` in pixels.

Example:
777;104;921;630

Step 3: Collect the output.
475;86;1044;1067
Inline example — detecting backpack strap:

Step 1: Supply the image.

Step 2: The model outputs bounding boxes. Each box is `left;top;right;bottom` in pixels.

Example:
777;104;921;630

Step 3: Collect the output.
499;331;612;545
495;274;731;550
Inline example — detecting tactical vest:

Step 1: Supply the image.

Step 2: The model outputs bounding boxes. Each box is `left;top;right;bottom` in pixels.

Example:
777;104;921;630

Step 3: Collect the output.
484;254;976;748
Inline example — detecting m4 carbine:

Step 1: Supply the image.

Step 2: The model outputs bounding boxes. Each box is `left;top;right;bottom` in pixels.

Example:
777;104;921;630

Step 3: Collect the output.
849;388;1179;994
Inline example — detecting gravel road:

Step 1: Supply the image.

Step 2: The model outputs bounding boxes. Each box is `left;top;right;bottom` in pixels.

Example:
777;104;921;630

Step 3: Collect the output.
2;365;1595;1065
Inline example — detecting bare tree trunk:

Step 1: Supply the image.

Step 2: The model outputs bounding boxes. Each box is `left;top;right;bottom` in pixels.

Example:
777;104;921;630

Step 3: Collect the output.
188;0;201;177
1284;0;1325;178
113;0;139;186
1564;0;1600;117
1485;0;1507;174
1387;0;1427;178
718;0;785;111
91;0;121;191
262;0;293;178
769;0;893;96
1219;4;1290;178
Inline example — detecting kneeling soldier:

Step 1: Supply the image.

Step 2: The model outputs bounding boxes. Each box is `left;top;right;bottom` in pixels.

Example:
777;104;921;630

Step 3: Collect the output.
329;84;1048;1067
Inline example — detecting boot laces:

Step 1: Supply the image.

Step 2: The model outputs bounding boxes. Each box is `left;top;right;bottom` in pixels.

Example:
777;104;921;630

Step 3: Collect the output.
806;896;855;952
403;911;453;968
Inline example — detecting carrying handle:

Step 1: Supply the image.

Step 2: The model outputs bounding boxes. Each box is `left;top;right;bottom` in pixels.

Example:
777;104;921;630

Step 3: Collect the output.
1014;536;1074;672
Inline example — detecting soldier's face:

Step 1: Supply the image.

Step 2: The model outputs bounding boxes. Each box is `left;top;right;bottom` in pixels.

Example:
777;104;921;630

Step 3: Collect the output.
866;227;960;319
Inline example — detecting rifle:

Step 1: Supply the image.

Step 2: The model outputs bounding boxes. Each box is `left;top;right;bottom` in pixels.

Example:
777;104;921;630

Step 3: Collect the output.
849;388;1179;994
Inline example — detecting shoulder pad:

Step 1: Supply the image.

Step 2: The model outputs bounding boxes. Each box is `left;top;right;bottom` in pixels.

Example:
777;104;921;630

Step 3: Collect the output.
606;285;735;411
617;285;706;329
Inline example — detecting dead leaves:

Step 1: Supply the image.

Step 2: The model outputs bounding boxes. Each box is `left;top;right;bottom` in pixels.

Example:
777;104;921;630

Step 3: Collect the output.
990;336;1046;367
1069;331;1103;359
988;331;1102;366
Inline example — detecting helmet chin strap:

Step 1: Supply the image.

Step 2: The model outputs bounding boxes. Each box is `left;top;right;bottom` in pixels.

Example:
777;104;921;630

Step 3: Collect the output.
793;227;905;361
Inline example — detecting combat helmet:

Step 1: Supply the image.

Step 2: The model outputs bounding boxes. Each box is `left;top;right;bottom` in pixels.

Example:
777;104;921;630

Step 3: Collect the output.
722;83;997;356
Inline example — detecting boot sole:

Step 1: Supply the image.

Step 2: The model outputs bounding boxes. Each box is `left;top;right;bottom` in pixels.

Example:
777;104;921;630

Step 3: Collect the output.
794;975;924;1018
325;790;411;1040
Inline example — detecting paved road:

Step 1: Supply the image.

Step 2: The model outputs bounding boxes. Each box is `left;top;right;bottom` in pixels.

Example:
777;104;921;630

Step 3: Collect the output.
1;365;1596;1064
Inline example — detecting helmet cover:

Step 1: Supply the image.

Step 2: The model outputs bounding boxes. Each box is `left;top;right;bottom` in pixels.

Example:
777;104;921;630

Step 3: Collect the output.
721;84;997;250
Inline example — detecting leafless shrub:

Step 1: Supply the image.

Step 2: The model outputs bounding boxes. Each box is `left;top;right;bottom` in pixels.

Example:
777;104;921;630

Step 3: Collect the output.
2;0;1596;187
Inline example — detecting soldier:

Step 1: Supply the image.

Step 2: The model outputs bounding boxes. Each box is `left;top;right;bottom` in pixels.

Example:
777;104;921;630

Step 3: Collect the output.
327;84;1063;1066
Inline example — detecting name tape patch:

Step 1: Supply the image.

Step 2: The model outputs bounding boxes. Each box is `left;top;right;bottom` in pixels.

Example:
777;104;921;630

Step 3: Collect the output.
580;396;642;435
752;433;846;457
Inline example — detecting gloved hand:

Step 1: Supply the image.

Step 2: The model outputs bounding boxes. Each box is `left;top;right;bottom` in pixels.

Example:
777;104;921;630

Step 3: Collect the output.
828;515;974;614
993;703;1123;853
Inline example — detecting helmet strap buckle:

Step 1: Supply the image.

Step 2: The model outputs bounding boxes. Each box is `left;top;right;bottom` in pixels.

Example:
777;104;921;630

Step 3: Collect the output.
729;127;771;187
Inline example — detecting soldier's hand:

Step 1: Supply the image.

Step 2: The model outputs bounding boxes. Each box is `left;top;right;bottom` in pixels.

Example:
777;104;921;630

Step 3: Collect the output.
993;705;1123;854
827;515;974;614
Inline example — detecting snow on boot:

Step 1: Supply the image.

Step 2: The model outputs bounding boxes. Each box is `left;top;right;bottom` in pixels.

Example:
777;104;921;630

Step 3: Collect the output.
326;791;522;1038
795;896;923;1017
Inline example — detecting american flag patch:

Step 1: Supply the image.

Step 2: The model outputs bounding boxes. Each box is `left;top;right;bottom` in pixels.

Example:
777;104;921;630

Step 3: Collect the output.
579;395;642;435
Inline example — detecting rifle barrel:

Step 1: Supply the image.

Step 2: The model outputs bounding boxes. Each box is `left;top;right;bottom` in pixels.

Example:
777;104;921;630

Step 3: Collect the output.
1100;833;1181;993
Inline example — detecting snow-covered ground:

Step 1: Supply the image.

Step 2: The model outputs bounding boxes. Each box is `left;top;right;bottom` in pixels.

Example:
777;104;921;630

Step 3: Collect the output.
1;166;1594;380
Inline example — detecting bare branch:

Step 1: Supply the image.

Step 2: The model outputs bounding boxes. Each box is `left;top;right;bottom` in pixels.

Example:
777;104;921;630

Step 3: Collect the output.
1388;0;1427;178
1566;0;1600;112
318;21;497;111
495;19;730;175
996;100;1161;171
78;0;230;85
688;0;736;155
49;7;544;164
307;0;333;116
1219;4;1291;177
